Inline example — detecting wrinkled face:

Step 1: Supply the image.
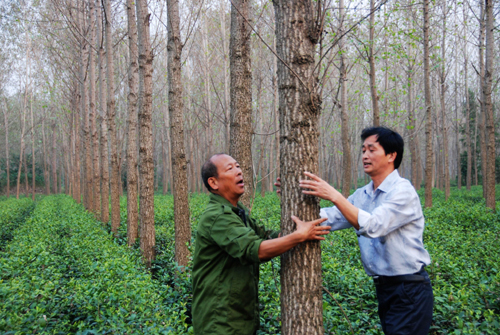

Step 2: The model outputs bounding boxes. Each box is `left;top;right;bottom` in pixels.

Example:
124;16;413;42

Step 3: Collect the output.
208;154;245;200
362;135;396;177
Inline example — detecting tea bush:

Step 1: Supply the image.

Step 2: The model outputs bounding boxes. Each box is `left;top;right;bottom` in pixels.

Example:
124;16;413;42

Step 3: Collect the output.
0;195;188;334
0;197;35;250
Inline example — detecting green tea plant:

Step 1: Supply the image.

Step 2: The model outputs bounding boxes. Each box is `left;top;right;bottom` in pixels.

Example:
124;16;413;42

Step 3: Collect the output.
0;197;35;250
0;195;188;334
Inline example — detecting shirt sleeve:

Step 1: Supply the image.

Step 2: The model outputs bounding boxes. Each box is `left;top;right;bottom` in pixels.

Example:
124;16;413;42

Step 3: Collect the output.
320;193;356;231
210;214;263;265
356;185;422;238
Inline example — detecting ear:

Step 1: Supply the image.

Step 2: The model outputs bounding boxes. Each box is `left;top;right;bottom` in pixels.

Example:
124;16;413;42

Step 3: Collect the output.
208;177;218;191
387;152;396;163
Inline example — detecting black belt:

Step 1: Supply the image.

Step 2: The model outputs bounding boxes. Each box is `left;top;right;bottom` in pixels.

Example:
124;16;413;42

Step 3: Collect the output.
372;274;425;286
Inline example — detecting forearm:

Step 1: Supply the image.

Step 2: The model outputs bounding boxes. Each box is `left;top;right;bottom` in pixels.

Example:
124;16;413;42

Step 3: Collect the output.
258;232;302;261
330;192;360;230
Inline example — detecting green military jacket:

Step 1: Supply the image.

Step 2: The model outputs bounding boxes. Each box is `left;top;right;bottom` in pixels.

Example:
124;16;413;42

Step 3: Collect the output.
192;193;279;335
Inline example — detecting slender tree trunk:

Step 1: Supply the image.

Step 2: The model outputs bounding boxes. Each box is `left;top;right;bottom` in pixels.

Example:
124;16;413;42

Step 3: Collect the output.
273;0;324;333
220;1;231;151
166;0;190;268
455;47;461;189
369;0;379;126
440;2;450;200
3;103;10;198
89;0;100;215
339;0;351;198
51;122;57;195
103;0;120;234
423;0;433;207
30;86;35;200
478;2;487;198
73;88;82;203
463;6;472;191
137;0;156;267
126;0;139;246
483;0;496;209
229;0;254;209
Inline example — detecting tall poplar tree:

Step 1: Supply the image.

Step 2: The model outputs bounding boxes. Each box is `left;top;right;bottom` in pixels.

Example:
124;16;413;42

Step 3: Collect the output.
273;0;324;333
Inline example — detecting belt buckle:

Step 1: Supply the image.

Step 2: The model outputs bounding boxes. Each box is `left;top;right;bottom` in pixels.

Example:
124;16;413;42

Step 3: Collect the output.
373;276;380;285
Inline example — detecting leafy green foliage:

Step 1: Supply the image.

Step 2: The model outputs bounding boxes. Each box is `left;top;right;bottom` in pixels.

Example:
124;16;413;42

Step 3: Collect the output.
0;197;35;250
0;195;187;334
1;188;499;334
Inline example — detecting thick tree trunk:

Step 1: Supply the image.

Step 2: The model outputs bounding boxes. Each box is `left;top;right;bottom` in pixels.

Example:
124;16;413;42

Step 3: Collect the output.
273;0;324;333
166;0;190;268
369;0;379;126
423;0;433;208
137;0;156;267
229;0;255;209
483;0;496;209
126;0;139;246
103;0;120;234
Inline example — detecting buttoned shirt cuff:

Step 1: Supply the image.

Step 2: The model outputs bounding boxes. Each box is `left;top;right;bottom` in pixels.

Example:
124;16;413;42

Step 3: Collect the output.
356;209;371;236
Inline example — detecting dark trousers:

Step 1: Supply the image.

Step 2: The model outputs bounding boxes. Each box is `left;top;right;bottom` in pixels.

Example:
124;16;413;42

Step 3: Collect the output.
375;269;434;335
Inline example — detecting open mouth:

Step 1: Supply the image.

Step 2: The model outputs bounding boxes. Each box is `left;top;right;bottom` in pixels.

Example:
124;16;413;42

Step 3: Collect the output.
236;179;244;186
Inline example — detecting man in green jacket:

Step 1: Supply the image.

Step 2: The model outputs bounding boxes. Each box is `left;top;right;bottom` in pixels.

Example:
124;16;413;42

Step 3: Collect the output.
192;154;329;335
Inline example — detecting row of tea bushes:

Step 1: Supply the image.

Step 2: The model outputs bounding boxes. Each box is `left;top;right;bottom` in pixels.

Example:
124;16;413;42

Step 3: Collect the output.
0;195;189;334
0;197;35;250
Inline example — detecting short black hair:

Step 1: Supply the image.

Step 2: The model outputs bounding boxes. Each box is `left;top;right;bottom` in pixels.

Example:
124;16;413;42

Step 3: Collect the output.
201;153;225;192
361;127;404;169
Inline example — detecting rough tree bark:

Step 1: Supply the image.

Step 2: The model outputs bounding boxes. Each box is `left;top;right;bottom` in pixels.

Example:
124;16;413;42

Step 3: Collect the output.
483;0;496;209
166;0;190;268
137;0;156;267
462;5;472;191
229;0;255;209
273;0;324;333
30;87;35;200
103;0;120;234
126;0;139;246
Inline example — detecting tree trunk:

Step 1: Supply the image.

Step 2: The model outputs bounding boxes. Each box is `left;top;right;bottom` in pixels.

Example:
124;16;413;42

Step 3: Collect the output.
103;0;120;234
369;0;379;126
339;0;351;198
3;102;10;198
423;0;433;208
126;0;139;246
166;0;190;268
273;0;324;333
229;0;255;209
30;86;35;200
439;1;449;200
51;122;58;195
219;2;231;151
137;0;157;267
483;0;496;209
463;6;472;191
478;2;487;198
88;0;100;216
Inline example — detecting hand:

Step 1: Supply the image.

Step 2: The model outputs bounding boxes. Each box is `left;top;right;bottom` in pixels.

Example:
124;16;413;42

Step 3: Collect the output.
292;215;330;242
299;171;339;202
274;177;281;195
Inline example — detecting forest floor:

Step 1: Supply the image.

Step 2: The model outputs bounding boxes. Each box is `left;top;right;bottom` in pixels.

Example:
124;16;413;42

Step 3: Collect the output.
1;186;499;334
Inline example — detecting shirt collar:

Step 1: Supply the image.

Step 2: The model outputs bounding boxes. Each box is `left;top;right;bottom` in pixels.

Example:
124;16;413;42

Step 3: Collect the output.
376;169;400;193
209;193;244;211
